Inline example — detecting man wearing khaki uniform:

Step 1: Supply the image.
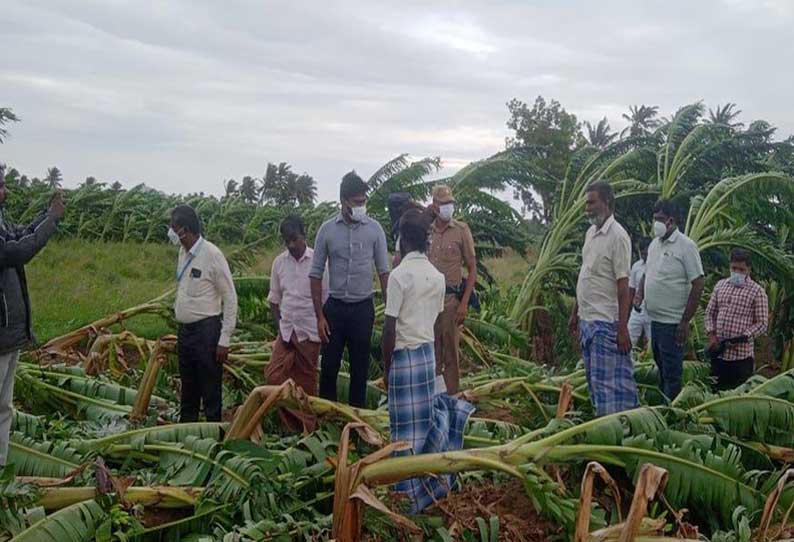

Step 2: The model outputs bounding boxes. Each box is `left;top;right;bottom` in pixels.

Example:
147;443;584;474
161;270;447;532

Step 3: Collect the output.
427;186;476;394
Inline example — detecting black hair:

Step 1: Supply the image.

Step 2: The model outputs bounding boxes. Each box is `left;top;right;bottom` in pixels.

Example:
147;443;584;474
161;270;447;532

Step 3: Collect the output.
585;181;615;211
730;248;751;266
653;199;679;223
280;214;305;241
340;171;368;201
399;209;429;254
171;205;202;235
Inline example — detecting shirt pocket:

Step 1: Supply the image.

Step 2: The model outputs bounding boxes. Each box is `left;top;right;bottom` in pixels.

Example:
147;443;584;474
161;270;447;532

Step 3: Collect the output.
186;268;208;298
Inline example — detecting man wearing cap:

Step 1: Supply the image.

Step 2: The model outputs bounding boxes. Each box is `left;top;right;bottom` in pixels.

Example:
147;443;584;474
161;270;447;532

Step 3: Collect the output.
426;185;476;394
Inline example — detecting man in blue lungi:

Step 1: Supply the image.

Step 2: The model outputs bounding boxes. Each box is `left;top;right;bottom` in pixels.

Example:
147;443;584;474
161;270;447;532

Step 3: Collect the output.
381;209;475;513
568;181;638;415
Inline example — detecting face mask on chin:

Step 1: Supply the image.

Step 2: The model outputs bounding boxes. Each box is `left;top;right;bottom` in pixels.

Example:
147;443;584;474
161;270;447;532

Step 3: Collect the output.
653;220;668;238
730;271;747;287
167;227;181;245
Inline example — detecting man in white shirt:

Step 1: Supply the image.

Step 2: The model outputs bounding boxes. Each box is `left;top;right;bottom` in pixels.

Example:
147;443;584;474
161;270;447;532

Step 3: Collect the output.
266;215;328;431
635;199;704;401
381;209;474;512
628;238;651;349
170;206;238;423
568;181;638;416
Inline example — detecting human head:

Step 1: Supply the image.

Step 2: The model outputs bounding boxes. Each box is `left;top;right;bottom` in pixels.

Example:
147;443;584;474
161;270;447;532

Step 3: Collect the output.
652;199;679;238
170;205;202;240
339;171;368;222
729;248;751;277
0;163;6;206
431;185;455;222
399;208;430;254
280;214;307;260
640;237;651;261
584;181;614;227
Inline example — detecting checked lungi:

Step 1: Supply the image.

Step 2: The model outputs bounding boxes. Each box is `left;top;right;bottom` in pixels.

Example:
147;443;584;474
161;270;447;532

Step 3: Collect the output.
265;333;321;432
579;320;638;416
388;342;475;513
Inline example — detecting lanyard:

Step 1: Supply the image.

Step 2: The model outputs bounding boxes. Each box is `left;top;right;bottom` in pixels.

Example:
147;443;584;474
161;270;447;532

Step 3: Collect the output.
177;238;204;283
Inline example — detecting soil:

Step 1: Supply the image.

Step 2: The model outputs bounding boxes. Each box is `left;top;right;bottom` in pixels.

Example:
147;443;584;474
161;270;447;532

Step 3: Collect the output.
427;479;564;542
138;507;193;528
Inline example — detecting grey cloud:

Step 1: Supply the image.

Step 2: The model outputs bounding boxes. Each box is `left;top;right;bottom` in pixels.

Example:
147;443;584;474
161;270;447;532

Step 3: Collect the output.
2;0;794;202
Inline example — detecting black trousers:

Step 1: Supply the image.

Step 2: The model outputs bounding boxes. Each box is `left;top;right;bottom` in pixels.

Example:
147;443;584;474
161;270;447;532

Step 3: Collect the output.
319;297;375;408
711;356;754;391
178;315;222;422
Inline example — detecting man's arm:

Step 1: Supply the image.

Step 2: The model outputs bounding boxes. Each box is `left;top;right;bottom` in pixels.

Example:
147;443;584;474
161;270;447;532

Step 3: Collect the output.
705;286;719;351
309;226;330;343
744;289;769;339
382;274;403;391
374;224;390;305
381;316;397;390
634;275;645;308
617;277;631;353
267;259;282;334
215;252;239;364
0;193;63;268
677;276;705;347
568;299;579;340
456;225;477;325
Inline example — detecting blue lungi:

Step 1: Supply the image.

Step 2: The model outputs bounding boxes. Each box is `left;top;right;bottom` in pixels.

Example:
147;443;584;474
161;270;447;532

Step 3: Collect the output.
388;342;475;513
579;320;639;416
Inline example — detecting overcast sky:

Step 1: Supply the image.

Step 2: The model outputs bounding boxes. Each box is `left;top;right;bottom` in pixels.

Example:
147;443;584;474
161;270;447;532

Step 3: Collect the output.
2;0;793;201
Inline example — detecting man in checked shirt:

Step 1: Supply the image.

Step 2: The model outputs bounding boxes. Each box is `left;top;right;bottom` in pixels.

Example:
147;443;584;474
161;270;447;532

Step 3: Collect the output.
705;249;769;390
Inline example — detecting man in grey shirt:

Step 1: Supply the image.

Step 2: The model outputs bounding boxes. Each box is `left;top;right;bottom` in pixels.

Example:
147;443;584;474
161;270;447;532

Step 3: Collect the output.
310;172;389;407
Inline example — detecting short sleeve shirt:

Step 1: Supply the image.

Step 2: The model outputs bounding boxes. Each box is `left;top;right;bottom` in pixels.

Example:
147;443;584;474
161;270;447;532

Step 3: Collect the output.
629;259;647;310
385;252;446;350
576;215;632;322
268;248;328;343
645;229;704;324
428;219;476;287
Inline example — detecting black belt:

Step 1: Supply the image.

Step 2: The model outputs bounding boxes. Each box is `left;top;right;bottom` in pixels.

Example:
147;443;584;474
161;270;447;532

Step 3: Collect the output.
180;315;221;329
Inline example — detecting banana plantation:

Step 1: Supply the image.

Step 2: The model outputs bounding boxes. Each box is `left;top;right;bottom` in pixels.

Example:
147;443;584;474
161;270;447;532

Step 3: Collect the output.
2;100;794;541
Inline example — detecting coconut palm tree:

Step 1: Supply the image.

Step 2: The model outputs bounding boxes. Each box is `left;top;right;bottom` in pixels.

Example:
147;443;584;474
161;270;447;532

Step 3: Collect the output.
0;107;19;143
708;103;744;130
238;176;259;204
45;167;63;189
621;105;660;137
584;117;617;149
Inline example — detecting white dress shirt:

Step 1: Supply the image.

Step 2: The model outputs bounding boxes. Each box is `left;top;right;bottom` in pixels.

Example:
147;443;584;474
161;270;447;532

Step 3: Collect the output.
174;237;238;347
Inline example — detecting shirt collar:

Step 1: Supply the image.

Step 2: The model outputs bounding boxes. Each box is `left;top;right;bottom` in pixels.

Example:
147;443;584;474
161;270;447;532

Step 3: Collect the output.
402;251;428;262
335;213;368;225
662;228;680;244
188;236;204;256
593;214;616;236
432;218;457;233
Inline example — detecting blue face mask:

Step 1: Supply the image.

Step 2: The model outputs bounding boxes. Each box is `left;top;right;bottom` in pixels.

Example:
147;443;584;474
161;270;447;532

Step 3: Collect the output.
730;271;746;287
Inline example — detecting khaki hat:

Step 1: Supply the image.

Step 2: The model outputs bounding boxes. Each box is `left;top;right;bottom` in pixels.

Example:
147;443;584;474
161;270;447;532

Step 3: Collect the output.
431;185;455;204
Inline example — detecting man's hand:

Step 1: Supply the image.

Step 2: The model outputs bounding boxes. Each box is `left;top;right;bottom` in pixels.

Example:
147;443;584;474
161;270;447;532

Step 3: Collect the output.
318;314;331;344
455;303;467;326
617;324;631;354
676;321;690;349
707;334;720;352
216;345;229;365
568;312;579;341
49;190;66;219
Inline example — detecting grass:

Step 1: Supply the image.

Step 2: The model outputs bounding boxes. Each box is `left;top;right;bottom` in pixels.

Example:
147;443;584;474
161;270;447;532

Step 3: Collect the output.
24;238;531;343
27;239;177;341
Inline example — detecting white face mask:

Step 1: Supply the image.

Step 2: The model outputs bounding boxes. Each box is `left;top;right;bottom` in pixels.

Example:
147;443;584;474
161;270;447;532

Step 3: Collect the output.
730;271;747;287
438;203;454;221
350;205;367;222
167;227;181;245
653;220;668;239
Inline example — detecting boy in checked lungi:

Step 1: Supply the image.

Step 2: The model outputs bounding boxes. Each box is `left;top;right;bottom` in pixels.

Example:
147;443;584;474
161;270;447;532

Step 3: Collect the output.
381;209;475;512
266;215;328;431
568;182;638;416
